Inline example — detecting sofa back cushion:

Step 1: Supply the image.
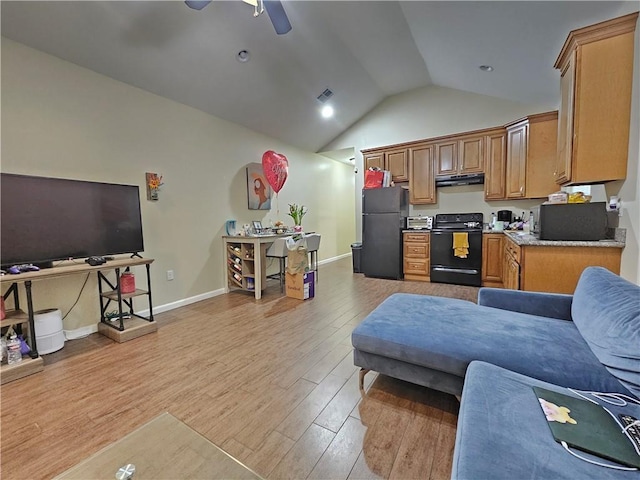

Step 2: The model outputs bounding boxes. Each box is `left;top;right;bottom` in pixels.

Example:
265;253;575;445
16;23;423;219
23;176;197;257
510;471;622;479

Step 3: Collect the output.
572;267;640;398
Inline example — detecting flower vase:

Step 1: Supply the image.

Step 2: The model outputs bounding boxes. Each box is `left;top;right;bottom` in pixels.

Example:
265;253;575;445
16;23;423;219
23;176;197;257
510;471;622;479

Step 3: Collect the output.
294;225;303;233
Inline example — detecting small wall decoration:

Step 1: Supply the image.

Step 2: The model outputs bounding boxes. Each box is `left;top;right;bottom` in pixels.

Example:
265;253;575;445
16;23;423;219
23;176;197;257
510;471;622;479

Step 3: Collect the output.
246;163;272;210
146;172;163;201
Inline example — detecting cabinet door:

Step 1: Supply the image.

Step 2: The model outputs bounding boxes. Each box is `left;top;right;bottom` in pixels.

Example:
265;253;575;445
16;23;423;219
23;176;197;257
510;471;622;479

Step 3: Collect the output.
386;149;409;182
556;53;575;184
506;122;528;198
484;132;506;200
482;234;504;284
409;145;436;204
364;153;384;171
458;136;484;174
435;141;458;175
525;112;559;198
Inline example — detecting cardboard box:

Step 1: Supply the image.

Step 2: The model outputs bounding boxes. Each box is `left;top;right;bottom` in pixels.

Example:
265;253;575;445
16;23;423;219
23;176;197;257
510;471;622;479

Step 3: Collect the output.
285;271;315;300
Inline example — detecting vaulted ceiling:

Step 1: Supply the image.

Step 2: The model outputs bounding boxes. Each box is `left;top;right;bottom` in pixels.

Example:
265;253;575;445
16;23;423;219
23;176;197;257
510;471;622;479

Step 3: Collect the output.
1;1;633;152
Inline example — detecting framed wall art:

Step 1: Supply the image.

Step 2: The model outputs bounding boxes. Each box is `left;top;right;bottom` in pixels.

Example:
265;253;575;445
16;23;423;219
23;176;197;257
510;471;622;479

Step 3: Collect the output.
246;163;272;210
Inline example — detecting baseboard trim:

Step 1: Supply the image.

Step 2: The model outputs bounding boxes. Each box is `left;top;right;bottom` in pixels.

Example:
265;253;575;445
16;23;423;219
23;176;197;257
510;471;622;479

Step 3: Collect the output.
64;256;349;338
137;288;226;317
64;324;98;340
318;252;351;265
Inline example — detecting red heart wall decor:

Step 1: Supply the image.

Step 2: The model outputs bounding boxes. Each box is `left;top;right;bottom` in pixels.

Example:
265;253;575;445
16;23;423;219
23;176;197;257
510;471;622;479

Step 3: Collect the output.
261;150;289;194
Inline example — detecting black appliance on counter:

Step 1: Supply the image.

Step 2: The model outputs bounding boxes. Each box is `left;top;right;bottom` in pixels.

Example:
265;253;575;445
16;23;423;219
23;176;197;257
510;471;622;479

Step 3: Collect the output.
361;186;408;279
430;213;483;287
538;202;608;241
497;210;513;224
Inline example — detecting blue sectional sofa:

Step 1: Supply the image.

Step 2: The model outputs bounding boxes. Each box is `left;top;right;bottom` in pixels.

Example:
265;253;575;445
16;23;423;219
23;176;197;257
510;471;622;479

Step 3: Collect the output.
351;266;640;478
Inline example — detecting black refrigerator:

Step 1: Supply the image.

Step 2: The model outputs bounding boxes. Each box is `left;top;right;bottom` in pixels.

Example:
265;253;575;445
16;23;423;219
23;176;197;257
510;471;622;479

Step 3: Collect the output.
361;186;408;279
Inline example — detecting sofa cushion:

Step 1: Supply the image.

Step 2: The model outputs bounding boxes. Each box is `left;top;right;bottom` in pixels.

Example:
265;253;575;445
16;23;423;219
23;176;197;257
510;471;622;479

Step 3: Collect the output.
352;293;630;394
572;267;640;398
452;361;640;480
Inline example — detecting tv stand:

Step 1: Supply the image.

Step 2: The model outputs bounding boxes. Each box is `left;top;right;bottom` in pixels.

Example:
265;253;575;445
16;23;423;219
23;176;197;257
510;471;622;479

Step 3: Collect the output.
0;257;155;383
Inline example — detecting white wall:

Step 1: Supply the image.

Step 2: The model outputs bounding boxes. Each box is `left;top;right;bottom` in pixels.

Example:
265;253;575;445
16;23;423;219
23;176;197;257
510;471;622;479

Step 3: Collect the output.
1;38;356;331
323;34;640;284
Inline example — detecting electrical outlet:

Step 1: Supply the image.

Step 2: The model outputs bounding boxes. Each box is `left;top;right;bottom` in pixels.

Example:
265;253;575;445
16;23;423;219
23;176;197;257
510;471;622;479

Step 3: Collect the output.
166;270;174;281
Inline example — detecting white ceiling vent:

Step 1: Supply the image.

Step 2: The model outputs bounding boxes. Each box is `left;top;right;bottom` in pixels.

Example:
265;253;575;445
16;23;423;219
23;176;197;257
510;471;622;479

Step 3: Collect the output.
316;88;334;104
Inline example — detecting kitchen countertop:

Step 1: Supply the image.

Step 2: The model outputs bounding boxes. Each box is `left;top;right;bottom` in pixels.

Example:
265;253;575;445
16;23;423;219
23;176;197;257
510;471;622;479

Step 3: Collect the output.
501;230;625;248
404;228;626;248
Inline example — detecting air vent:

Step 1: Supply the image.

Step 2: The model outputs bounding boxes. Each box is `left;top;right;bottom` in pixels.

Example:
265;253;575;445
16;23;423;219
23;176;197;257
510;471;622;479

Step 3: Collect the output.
316;88;334;104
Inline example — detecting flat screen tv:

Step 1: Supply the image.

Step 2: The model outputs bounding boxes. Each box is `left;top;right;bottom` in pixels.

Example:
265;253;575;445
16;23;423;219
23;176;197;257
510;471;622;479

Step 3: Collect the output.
1;173;144;268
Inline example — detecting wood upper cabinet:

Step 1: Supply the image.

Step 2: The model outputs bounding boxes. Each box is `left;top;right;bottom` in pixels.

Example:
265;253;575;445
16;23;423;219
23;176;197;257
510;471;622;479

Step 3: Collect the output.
505;121;528;199
435;141;458;176
554;12;638;185
363;149;408;182
458;135;484;174
409;144;436;204
526;111;559;198
364;152;384;171
482;234;504;287
504;111;559;200
484;130;507;200
386;148;409;182
435;135;484;176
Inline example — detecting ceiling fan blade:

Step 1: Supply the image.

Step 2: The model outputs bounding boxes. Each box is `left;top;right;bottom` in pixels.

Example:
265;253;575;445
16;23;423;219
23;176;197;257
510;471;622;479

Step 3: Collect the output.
264;1;292;35
185;1;212;11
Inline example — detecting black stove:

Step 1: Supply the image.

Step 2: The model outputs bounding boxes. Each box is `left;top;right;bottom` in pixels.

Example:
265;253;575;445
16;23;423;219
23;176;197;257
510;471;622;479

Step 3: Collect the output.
430;213;483;287
433;213;484;231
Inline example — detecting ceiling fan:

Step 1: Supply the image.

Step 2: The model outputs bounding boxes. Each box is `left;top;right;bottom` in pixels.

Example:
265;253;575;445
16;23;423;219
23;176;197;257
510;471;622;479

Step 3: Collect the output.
185;0;292;35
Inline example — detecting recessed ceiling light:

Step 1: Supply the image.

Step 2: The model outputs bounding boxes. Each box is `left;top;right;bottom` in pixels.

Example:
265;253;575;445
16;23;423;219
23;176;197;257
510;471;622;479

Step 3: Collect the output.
479;65;494;72
236;50;250;63
321;105;334;118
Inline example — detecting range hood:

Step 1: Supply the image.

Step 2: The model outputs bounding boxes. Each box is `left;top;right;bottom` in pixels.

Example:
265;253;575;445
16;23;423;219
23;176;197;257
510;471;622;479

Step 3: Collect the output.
436;173;485;187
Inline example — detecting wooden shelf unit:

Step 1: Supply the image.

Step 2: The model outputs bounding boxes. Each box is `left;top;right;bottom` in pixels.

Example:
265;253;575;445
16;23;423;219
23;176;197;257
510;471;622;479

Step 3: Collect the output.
96;259;155;341
1;281;42;384
226;242;263;292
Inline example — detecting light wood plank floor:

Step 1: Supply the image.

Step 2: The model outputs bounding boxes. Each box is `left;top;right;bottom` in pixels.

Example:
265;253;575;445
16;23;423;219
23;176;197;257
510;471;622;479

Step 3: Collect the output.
1;258;479;479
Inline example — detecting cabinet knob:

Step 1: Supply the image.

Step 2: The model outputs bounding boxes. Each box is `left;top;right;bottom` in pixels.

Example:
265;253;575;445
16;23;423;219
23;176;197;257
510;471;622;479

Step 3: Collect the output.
520;186;524;194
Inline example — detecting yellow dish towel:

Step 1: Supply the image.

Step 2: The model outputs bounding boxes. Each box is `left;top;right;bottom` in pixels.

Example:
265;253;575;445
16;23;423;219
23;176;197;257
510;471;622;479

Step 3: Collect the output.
453;232;469;258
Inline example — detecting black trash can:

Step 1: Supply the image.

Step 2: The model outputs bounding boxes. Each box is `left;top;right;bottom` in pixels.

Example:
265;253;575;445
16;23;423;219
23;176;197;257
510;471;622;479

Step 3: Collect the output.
351;242;362;273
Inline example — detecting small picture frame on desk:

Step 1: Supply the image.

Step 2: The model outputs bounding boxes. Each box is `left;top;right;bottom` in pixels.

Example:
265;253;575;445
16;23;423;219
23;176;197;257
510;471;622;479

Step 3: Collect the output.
252;221;263;233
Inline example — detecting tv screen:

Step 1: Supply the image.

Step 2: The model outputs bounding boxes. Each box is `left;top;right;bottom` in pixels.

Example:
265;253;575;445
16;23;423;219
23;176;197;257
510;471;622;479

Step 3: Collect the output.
1;173;144;267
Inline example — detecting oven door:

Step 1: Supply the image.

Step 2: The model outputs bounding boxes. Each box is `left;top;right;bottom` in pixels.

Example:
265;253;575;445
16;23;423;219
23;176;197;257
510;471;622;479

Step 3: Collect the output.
430;229;482;286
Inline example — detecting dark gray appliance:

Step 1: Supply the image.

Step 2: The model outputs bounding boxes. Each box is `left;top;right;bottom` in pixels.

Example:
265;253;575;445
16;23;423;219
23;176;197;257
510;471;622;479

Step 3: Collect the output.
361;186;408;280
430;213;483;287
539;202;608;241
497;210;513;224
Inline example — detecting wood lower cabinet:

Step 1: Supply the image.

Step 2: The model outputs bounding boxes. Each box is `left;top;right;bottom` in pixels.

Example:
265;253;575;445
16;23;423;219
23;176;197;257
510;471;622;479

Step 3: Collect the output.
482;234;504;287
503;237;521;290
403;232;430;282
519;245;622;294
503;234;623;294
409;144;436;204
554;12;637;185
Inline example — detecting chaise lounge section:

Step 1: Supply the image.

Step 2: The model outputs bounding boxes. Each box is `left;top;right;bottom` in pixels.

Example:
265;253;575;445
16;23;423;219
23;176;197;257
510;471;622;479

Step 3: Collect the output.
352;267;639;399
352;266;640;478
